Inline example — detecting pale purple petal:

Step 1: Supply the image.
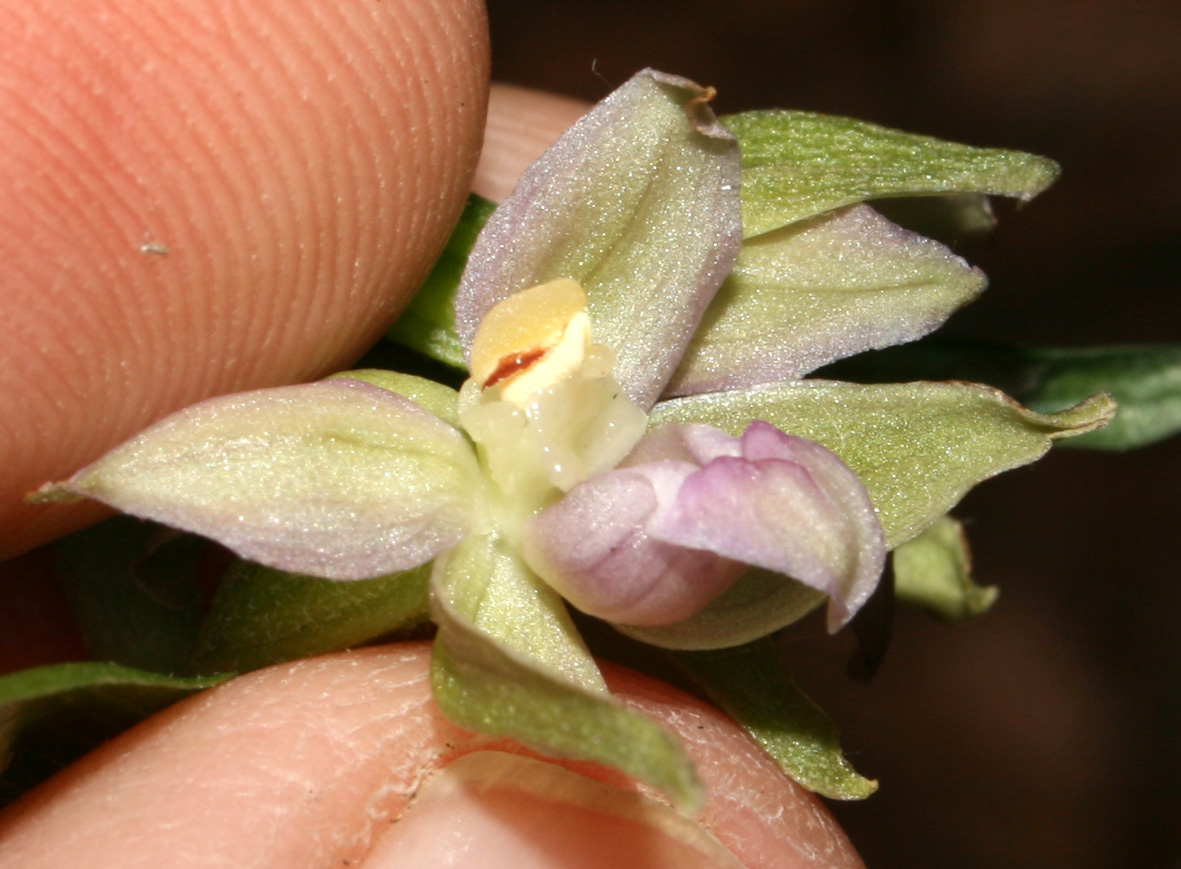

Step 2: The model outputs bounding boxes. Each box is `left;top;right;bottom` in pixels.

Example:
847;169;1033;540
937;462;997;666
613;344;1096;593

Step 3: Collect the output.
455;69;742;409
667;204;986;396
523;465;745;626
526;420;883;632
50;380;484;580
649;421;886;631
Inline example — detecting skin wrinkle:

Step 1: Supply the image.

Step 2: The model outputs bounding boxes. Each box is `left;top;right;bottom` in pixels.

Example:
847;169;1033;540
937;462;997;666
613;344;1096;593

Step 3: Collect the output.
204;5;309;386
229;2;378;384
3;0;222;455
211;664;391;864
617;677;855;869
98;1;249;391
369;752;746;869
244;3;347;356
1;158;144;425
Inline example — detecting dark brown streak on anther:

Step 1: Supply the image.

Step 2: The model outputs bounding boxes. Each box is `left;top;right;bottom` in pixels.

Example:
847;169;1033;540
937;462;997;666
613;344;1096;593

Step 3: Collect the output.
484;348;548;389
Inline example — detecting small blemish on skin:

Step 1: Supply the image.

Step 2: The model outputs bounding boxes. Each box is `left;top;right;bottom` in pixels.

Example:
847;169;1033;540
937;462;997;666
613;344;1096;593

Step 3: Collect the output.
140;242;170;256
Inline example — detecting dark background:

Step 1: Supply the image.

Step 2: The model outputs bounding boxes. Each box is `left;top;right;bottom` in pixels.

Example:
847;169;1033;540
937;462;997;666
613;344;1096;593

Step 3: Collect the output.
487;2;1180;866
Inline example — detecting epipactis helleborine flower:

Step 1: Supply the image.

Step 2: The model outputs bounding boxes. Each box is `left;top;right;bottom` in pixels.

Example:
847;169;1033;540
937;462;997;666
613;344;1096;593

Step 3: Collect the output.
40;70;885;641
35;69;1111;806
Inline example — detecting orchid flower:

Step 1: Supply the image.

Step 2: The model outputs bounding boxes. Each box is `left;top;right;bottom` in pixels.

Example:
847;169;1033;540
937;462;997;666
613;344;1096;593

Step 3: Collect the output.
36;70;1114;806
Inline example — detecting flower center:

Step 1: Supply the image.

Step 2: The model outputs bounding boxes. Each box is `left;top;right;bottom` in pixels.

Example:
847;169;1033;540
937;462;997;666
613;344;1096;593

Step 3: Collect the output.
459;279;648;527
469;278;603;404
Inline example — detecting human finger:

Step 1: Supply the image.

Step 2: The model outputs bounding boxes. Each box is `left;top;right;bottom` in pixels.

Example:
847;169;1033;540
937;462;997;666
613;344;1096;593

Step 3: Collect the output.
0;642;862;868
0;0;490;558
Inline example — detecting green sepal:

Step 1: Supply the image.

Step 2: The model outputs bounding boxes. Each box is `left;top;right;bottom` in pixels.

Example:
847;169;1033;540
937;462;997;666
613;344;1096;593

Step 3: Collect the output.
431;640;704;813
893;516;998;621
670;638;877;800
41;380;484;583
193;561;431;675
723;109;1059;237
432;533;605;692
385;194;495;370
53;517;206;675
0;662;229;805
431;533;703;811
651;381;1116;547
822;340;1181;451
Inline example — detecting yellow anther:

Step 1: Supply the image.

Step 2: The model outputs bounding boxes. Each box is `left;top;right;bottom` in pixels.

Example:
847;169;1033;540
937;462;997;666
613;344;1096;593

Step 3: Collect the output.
470;278;592;405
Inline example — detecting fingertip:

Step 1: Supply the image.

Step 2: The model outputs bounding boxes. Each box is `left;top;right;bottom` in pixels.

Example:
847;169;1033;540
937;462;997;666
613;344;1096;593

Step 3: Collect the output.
367;752;741;869
0;0;490;556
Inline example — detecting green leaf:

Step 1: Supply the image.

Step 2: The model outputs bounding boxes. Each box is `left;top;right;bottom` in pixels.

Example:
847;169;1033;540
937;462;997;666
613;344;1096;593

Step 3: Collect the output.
1014;345;1181;450
193;561;430;675
723;109;1059;237
671;638;877;800
53;517;206;674
0;662;228;805
431;533;703;811
893;516;998;621
650;381;1116;547
822;340;1181;451
668;203;986;395
385;194;495;370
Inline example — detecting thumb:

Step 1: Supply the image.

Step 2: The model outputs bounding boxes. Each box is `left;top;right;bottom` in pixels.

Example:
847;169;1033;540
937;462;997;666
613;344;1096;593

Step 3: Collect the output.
0;0;489;557
0;643;864;868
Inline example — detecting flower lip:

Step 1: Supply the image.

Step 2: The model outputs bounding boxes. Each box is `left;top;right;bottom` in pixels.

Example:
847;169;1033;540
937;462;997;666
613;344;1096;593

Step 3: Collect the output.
525;420;886;632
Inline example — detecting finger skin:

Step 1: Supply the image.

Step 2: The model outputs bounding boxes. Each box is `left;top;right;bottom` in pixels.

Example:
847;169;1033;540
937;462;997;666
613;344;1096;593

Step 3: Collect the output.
0;643;862;869
0;0;490;557
369;751;749;868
